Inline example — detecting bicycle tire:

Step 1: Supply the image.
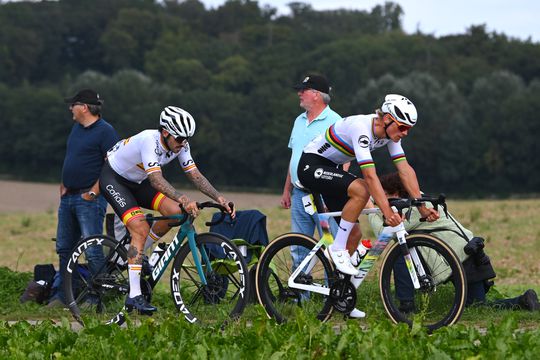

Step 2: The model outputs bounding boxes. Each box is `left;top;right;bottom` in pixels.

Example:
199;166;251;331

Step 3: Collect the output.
64;234;151;326
169;232;250;325
255;233;335;324
379;233;467;332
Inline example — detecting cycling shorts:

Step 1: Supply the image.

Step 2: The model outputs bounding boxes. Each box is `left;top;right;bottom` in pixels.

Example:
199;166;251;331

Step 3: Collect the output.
99;162;166;225
297;152;358;212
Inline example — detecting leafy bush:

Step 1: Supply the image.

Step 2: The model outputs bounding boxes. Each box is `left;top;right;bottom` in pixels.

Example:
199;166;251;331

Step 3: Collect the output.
1;313;540;358
0;267;32;315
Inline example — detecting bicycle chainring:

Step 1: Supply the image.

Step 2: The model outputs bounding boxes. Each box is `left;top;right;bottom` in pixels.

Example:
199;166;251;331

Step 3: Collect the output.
329;279;356;314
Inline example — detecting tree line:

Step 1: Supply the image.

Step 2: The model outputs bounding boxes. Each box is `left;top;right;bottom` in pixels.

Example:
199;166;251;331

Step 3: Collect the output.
1;0;539;196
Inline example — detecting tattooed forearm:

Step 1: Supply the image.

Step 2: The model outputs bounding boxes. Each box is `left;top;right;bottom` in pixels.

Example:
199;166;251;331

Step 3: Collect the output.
148;172;185;203
127;245;144;264
185;169;221;200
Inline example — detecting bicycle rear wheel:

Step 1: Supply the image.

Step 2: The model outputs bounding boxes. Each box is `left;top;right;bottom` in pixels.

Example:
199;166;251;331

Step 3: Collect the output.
170;233;250;325
255;233;335;324
64;235;151;326
379;233;467;332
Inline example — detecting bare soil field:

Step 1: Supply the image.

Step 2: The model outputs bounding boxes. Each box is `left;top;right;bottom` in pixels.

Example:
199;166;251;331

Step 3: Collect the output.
0;180;283;272
0;180;281;213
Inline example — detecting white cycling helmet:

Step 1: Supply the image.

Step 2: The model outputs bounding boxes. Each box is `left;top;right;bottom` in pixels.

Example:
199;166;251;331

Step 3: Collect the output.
159;106;196;138
381;94;418;127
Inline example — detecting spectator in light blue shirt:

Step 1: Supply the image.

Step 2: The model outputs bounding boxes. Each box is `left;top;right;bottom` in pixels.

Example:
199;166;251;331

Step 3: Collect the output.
280;74;346;268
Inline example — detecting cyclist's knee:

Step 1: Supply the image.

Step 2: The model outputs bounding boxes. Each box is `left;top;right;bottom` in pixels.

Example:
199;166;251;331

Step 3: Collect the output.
158;197;181;216
347;180;369;200
126;220;150;240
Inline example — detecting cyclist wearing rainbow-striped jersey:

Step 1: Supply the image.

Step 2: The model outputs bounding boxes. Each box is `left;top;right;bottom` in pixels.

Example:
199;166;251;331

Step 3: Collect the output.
298;94;439;279
99;106;234;315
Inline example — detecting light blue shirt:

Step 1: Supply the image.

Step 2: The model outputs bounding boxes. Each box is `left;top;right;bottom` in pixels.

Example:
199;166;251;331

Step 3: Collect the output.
288;105;342;187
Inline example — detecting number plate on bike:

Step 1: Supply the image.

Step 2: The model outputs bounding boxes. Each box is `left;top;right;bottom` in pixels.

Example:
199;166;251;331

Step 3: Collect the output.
302;194;316;215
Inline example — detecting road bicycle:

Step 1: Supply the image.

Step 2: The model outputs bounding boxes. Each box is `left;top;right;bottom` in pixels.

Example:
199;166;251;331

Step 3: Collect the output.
255;194;467;332
64;202;250;326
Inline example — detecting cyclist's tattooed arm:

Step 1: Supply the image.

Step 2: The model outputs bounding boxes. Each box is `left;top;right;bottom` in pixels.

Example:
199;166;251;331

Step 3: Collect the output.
148;172;189;206
185;168;221;201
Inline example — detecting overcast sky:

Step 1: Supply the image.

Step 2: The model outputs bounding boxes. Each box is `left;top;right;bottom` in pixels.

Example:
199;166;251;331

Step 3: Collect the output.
201;0;540;42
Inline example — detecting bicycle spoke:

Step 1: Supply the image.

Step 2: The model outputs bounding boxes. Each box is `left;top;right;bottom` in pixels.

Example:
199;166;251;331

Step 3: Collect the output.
170;234;249;324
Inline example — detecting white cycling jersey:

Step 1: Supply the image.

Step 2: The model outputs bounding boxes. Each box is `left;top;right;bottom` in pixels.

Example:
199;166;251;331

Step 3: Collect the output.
303;114;406;169
107;130;197;184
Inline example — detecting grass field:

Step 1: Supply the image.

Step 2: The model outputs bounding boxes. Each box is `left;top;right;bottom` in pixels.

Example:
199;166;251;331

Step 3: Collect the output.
2;197;539;286
1;192;539;357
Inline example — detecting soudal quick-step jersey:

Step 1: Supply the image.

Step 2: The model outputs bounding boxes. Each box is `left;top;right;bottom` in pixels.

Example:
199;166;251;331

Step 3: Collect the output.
303;114;406;169
107;130;197;183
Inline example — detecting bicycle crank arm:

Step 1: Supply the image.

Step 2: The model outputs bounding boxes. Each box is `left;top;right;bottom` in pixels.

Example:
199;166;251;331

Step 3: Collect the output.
96;282;129;293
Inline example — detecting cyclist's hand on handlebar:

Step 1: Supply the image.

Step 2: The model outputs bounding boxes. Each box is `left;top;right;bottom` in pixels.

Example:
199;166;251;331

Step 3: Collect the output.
184;201;200;217
418;206;439;222
384;212;403;227
217;196;236;219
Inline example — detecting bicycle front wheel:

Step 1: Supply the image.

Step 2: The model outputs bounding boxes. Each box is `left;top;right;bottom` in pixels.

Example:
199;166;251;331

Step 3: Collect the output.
255;233;336;324
379;233;467;332
170;233;250;325
64;235;149;326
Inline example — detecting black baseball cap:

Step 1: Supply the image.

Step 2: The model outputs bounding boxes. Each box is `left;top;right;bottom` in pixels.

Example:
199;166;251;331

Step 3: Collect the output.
64;89;103;105
293;74;330;94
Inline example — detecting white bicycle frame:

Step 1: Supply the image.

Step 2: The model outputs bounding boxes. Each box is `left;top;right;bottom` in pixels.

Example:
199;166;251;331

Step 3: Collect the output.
287;207;426;296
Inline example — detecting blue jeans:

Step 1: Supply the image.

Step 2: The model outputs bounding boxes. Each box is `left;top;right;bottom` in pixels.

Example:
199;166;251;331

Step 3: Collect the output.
53;193;107;303
290;187;338;271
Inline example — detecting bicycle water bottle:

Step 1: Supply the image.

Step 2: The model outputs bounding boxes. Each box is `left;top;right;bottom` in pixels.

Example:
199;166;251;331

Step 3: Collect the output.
350;239;372;288
351;239;372;267
149;242;167;267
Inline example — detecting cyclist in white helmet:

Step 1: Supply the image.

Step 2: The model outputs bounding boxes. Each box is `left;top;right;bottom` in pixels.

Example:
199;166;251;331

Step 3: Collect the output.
99;106;234;314
298;94;439;281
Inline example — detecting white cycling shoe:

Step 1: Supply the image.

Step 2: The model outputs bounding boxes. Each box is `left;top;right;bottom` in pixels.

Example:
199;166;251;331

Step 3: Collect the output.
328;245;360;276
348;308;366;319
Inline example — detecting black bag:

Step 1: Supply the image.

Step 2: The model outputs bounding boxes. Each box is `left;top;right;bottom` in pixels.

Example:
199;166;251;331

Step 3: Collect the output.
20;264;56;304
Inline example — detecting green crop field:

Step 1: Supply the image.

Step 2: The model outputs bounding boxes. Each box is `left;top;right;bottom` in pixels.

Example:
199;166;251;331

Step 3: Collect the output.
1;198;539;358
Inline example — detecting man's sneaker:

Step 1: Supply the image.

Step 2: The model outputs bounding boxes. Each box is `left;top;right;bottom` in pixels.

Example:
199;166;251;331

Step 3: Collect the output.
348;308;366;318
328;245;359;276
125;295;157;315
518;289;539;311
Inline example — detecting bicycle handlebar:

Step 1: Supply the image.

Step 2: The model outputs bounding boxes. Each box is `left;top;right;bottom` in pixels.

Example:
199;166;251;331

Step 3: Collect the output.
196;201;234;227
388;194;448;222
144;201;234;227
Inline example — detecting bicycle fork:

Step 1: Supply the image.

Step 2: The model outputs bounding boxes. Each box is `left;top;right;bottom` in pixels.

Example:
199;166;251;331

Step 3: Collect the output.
388;224;425;289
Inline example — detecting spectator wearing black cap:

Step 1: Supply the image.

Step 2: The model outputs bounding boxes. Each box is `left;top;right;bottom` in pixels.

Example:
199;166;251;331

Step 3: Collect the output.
280;74;348;287
47;89;119;307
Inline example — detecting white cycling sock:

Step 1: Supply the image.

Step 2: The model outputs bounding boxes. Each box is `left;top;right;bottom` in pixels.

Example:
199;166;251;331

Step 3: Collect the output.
143;229;161;252
333;219;355;250
128;264;142;298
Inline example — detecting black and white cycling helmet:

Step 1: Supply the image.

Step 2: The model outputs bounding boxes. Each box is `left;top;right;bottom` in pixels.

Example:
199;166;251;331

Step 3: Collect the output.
381;94;418;127
159;106;196;138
